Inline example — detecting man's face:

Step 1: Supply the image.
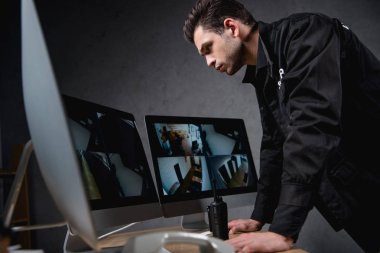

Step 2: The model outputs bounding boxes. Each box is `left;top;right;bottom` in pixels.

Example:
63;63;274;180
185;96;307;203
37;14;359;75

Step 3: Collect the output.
193;25;245;76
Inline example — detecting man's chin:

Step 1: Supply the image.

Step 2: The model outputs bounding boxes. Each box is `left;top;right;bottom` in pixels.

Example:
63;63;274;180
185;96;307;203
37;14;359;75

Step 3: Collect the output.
226;65;243;76
226;68;237;76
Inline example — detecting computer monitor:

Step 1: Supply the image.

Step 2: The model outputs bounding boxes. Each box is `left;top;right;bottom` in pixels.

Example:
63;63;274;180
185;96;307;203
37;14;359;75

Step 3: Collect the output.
145;115;258;229
63;95;161;231
21;0;161;251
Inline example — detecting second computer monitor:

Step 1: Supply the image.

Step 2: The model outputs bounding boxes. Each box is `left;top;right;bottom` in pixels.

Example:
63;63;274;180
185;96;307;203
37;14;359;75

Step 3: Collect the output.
145;115;258;221
63;96;162;232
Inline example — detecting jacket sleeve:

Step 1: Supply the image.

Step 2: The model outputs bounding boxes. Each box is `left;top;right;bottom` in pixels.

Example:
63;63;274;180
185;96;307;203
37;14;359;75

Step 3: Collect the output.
268;15;342;239
250;92;283;224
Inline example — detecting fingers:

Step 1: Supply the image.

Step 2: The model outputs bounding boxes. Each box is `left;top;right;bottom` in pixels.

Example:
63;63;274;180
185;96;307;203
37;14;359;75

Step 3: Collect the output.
228;220;245;234
228;219;260;234
228;232;295;253
229;223;247;234
228;219;243;228
227;233;257;253
226;233;249;251
228;219;250;229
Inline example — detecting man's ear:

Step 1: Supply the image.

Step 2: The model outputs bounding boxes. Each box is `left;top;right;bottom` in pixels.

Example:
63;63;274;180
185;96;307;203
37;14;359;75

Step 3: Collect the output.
223;18;239;37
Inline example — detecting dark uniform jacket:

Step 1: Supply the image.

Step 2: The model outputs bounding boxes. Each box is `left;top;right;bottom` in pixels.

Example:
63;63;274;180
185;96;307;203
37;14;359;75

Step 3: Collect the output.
242;13;380;240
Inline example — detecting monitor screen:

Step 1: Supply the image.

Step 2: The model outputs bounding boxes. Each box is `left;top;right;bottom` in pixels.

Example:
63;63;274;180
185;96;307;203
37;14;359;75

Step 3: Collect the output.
21;0;161;250
63;95;161;229
145;115;258;224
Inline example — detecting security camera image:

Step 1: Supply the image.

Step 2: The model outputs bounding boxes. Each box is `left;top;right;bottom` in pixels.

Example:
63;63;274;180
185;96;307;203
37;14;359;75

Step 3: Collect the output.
158;154;253;196
206;154;253;190
158;156;212;195
152;123;244;157
146;116;258;200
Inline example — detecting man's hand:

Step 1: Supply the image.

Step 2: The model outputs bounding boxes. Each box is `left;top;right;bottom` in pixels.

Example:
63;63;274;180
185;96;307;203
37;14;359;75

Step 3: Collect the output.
228;219;263;234
226;231;294;253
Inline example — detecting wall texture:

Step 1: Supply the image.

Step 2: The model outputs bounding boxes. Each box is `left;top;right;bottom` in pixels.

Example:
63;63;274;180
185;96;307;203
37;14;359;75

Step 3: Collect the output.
1;0;379;252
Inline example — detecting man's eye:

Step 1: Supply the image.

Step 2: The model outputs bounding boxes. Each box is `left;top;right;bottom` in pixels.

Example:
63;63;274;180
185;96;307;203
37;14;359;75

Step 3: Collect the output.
200;44;211;56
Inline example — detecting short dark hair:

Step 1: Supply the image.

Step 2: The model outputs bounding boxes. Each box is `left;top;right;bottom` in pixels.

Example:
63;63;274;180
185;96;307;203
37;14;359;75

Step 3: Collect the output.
183;0;256;43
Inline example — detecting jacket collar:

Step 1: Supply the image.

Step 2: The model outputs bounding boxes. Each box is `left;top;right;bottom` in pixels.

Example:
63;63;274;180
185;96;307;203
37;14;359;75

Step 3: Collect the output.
242;21;273;87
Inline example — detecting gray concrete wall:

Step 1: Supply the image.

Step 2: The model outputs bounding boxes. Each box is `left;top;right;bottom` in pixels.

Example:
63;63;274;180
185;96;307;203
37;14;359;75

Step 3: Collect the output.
1;0;379;252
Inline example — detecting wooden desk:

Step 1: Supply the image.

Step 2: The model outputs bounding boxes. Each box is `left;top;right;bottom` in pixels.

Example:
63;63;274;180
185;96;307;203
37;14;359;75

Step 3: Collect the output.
98;226;308;253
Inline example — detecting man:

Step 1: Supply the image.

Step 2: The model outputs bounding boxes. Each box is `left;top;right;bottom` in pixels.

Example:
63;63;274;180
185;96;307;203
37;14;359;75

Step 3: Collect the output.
183;0;380;252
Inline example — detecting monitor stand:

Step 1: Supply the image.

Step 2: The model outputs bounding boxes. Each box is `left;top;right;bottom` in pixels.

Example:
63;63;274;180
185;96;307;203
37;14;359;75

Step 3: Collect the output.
180;212;209;231
3;140;66;231
64;230;92;253
64;222;140;253
64;234;122;253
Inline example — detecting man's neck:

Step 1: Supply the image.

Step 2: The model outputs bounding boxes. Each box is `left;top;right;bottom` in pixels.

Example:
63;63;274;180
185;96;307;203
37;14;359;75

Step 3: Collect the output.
240;25;259;66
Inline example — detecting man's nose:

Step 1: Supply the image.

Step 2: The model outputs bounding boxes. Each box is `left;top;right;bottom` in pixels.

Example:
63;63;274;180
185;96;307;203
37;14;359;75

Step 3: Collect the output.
206;55;216;68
